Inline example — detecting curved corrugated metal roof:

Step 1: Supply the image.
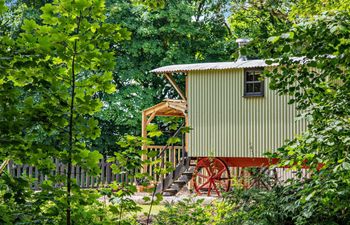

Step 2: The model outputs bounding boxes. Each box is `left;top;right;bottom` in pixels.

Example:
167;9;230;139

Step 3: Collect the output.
151;59;277;73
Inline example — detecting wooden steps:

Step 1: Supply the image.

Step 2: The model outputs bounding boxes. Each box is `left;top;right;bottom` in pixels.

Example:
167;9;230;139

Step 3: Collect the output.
156;157;195;196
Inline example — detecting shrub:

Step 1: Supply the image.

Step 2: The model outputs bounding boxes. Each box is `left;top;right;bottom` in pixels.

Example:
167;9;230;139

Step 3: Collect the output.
153;198;235;225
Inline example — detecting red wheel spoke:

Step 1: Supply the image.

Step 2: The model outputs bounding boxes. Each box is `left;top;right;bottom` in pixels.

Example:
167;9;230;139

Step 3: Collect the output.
207;182;212;196
204;167;212;176
213;168;226;178
198;180;210;190
193;158;231;195
218;167;226;175
212;182;221;196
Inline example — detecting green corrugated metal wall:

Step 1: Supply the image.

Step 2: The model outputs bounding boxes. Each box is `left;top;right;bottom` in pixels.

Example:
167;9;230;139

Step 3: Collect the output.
187;69;306;157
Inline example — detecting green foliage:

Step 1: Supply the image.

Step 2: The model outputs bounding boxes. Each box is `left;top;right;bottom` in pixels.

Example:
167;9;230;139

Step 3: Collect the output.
153;198;234;225
228;0;291;59
3;0;350;224
223;2;350;225
222;185;301;225
260;4;350;225
153;199;210;225
289;0;350;18
95;0;233;155
213;3;350;225
0;0;131;223
1;0;130;165
0;172;139;224
131;0;165;9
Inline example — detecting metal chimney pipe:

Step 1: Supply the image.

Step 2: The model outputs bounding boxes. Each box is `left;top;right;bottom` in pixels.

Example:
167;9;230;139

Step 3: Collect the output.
236;38;250;62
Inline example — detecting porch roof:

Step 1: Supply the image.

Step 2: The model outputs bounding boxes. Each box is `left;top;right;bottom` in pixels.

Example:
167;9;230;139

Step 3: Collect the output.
143;99;187;117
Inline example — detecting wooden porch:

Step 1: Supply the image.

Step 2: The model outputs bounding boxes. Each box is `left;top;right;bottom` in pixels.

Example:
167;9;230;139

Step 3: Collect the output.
140;99;194;195
141;99;188;172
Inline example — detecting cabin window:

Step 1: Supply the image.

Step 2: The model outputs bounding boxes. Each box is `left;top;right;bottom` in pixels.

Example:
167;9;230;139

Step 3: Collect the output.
244;69;264;97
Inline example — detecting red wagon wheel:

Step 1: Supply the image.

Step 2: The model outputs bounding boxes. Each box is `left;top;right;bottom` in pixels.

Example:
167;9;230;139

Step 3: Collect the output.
193;158;231;196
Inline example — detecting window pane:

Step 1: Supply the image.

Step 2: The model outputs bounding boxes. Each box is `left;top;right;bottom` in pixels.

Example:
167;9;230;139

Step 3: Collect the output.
246;72;254;81
254;83;261;93
254;72;261;81
246;84;254;93
244;69;264;96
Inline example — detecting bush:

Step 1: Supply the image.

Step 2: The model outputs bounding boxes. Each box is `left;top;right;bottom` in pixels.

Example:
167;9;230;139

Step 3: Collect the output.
222;185;299;225
152;198;234;225
153;182;347;225
0;172;140;225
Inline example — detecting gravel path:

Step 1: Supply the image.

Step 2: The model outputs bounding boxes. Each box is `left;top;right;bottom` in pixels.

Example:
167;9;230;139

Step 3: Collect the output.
99;188;220;205
130;191;219;205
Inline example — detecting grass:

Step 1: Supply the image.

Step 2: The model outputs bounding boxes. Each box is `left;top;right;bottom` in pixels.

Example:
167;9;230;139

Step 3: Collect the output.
138;204;165;216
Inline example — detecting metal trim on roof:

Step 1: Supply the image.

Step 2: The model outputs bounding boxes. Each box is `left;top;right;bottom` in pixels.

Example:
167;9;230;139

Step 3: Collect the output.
151;59;277;73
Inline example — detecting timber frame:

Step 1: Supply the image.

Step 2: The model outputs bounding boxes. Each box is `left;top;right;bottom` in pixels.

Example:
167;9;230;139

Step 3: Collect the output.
141;72;188;173
141;71;188;142
164;73;186;101
141;99;187;141
141;99;188;172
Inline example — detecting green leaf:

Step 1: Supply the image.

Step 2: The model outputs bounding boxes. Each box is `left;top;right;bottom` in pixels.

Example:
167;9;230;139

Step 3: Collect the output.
281;32;294;39
154;193;163;204
79;149;90;158
22;20;38;31
75;0;92;10
148;130;163;138
167;137;181;145
305;191;316;202
146;124;158;132
0;0;7;14
68;36;79;42
90;23;100;33
110;164;120;174
342;162;350;170
169;123;178;131
147;150;158;158
267;36;280;43
142;196;151;202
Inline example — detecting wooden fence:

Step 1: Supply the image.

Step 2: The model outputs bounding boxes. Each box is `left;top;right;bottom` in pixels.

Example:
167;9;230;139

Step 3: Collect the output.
4;146;183;190
6;158;137;190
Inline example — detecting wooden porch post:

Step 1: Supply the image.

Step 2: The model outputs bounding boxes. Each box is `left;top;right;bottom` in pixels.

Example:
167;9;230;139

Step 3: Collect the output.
141;111;148;174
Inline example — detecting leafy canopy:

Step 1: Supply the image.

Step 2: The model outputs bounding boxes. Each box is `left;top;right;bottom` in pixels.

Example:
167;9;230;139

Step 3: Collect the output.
1;0;131;223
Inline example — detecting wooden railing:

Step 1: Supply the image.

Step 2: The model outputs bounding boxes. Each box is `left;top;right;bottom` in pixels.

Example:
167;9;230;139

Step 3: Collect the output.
5;158;135;190
148;124;190;193
144;145;184;181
